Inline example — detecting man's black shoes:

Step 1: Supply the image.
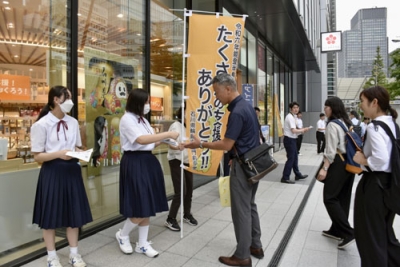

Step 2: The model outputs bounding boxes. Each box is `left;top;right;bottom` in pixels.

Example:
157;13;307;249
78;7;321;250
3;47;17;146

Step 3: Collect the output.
295;174;308;180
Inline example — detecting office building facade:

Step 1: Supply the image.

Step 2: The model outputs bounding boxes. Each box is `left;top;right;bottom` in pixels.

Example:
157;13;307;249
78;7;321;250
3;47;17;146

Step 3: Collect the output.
338;7;388;78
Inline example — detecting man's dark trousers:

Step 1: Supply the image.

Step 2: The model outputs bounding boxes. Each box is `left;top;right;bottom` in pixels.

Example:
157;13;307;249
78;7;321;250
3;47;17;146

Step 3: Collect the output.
282;136;302;179
316;131;325;153
297;134;303;153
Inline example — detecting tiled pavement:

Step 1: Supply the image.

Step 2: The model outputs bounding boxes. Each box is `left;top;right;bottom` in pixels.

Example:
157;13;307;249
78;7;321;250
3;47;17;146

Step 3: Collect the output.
23;143;400;266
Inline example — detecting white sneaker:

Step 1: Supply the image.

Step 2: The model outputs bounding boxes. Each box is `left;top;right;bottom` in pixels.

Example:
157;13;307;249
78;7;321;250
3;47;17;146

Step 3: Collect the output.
115;229;133;254
68;254;86;267
135;241;159;258
47;256;63;267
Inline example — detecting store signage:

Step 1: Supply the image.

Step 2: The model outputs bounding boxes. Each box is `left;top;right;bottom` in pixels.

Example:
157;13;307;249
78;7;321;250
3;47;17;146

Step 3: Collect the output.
186;14;246;176
242;84;254;103
150;97;163;111
321;31;342;52
0;74;31;100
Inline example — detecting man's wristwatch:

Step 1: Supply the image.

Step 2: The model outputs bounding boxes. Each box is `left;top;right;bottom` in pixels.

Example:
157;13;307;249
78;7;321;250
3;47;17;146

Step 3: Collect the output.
323;166;328;171
199;141;203;149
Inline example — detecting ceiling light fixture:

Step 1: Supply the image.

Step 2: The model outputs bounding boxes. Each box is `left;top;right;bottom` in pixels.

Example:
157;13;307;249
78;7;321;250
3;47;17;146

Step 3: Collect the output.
5;6;11;10
117;13;123;18
3;1;10;4
0;40;85;53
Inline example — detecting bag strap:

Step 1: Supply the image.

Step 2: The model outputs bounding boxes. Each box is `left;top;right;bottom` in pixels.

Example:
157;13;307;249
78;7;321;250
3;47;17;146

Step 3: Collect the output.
331;119;348;133
372;120;398;142
336;149;345;161
332;119;361;151
234;126;264;158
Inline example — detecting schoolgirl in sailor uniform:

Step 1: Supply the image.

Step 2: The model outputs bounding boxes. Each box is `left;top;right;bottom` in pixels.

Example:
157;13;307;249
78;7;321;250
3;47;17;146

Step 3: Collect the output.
115;88;179;258
31;86;92;267
353;86;400;267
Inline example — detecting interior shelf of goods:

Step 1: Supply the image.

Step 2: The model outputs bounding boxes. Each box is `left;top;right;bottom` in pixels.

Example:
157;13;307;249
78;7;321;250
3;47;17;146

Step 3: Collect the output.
0;103;43;165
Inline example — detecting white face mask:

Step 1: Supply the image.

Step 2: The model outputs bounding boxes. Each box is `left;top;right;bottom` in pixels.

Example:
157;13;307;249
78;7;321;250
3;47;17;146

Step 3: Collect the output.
143;103;150;115
60;99;74;113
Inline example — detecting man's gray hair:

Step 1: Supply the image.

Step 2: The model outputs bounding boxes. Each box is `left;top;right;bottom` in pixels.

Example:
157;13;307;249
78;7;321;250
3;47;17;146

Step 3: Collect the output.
211;73;237;91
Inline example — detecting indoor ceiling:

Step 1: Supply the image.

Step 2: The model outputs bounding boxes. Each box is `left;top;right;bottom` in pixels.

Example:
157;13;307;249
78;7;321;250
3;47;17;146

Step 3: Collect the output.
0;0;183;80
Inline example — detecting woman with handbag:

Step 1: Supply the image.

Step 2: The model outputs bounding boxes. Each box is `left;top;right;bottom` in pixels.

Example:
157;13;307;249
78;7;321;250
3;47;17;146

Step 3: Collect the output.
353;86;400;266
316;96;355;249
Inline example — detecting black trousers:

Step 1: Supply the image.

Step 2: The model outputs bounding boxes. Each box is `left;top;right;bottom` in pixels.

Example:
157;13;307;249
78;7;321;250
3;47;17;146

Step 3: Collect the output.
168;159;194;218
297;134;303;153
323;154;355;238
354;172;400;267
316;132;325;153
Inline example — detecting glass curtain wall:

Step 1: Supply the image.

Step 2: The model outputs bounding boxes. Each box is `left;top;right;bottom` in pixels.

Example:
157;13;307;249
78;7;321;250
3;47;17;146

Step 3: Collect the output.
77;0;145;229
257;43;266;125
147;0;185;196
266;50;274;145
0;0;147;265
0;0;71;265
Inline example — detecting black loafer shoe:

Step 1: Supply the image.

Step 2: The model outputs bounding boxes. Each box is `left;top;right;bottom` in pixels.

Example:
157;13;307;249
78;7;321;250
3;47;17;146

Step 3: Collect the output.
280;178;295;184
295;174;308;180
250;246;264;259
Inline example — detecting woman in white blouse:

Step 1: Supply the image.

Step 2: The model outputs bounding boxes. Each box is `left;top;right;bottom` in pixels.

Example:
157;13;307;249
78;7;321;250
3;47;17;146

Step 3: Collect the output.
316;97;355;250
353;86;400;266
31;86;92;267
115;89;178;258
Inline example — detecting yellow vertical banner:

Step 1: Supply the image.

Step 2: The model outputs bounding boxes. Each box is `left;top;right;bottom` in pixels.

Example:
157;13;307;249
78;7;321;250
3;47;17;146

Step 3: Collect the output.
274;94;284;137
186;14;245;176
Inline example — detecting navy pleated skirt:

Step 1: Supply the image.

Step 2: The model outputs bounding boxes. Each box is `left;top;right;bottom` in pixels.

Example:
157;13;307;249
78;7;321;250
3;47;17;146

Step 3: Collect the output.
33;159;93;229
119;151;168;218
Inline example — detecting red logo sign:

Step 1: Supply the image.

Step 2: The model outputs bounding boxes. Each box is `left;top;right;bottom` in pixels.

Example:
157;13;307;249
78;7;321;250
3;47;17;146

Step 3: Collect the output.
325;34;337;45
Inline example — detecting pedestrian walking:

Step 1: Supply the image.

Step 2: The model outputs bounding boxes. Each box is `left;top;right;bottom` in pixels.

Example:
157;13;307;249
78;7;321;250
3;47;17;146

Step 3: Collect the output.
316;113;326;154
316;97;355;250
281;102;311;184
353;86;400;266
296;111;304;155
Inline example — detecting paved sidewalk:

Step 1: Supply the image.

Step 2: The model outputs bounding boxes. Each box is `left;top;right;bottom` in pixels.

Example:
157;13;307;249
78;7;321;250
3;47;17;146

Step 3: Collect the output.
23;143;400;267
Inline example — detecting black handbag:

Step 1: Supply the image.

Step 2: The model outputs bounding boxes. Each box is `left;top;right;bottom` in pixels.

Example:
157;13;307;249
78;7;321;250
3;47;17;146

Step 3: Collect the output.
235;143;278;184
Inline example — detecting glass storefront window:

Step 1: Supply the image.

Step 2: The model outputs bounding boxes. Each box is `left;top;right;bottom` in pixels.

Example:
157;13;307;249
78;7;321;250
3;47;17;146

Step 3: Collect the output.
257;43;266;125
266;51;274;145
0;1;70;264
78;0;146;229
0;0;148;264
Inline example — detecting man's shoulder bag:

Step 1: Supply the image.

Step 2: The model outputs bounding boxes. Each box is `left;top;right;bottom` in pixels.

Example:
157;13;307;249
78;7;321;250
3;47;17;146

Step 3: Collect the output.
235;143;278;184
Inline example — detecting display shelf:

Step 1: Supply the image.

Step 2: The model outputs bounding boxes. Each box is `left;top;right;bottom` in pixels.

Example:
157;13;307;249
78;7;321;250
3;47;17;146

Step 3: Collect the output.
0;100;47;104
0;116;34;150
0;116;38;120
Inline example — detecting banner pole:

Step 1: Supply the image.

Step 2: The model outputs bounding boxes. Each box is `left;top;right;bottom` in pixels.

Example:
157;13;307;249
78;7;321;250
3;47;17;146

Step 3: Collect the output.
179;8;189;239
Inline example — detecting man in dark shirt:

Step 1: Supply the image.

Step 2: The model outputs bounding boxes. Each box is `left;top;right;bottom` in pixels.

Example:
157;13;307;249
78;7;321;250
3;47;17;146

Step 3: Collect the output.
184;73;263;266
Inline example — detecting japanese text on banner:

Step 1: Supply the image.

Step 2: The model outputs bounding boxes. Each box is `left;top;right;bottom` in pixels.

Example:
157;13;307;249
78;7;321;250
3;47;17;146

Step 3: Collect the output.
186;14;245;176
